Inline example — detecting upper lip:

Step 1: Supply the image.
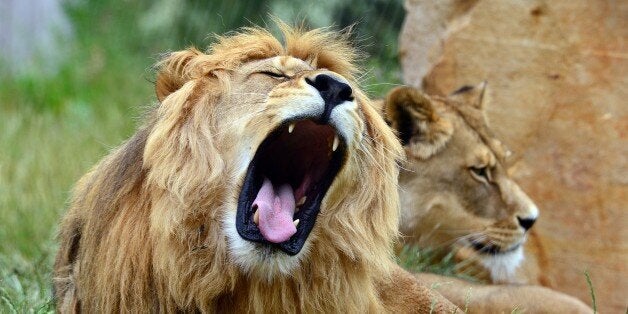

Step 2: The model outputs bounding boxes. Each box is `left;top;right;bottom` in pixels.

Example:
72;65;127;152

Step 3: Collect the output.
235;119;347;255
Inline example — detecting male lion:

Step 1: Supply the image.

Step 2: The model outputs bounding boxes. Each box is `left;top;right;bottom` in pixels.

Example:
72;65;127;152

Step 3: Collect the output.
383;84;591;313
53;25;457;312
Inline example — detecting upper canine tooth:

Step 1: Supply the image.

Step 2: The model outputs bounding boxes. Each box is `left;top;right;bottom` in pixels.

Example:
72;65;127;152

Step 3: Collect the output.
332;135;339;152
288;123;295;133
293;219;300;227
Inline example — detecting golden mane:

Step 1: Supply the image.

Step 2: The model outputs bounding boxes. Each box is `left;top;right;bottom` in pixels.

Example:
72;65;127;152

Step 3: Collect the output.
156;23;360;101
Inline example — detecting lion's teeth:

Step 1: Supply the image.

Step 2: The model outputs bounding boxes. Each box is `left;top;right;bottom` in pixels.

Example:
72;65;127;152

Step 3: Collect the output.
288;123;295;133
297;196;306;206
332;135;339;152
253;208;259;224
293;219;300;227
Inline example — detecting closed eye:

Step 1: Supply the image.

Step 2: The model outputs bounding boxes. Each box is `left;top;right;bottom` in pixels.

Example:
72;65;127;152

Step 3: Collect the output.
259;71;289;79
469;166;492;184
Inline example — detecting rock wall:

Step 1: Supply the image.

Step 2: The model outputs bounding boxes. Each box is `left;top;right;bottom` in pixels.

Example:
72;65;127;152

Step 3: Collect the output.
399;0;627;312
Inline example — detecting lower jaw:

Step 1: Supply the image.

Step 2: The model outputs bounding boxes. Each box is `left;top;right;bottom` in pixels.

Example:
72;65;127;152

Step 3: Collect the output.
226;211;307;275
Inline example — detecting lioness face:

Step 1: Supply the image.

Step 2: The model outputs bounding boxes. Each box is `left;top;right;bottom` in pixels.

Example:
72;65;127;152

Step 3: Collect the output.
384;84;539;282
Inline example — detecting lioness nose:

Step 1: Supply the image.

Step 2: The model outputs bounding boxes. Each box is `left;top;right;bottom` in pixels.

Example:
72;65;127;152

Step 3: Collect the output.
517;216;536;231
306;74;353;123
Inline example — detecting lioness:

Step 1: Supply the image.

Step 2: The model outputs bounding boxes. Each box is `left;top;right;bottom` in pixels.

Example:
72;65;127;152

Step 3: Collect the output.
383;84;592;313
53;24;457;312
385;83;538;283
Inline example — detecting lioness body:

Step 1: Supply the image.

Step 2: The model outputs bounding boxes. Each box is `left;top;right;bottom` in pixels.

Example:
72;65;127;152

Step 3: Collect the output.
415;273;592;314
54;25;457;313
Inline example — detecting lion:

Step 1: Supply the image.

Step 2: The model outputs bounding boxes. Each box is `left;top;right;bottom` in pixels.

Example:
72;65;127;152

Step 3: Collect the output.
382;84;592;313
53;24;458;313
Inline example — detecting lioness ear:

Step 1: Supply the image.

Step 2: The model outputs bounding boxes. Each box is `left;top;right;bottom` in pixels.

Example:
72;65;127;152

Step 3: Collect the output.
155;48;203;102
449;81;490;110
383;86;453;159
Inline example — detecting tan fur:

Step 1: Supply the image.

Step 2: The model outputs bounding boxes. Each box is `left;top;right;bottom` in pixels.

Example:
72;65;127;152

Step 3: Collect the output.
384;84;538;283
54;24;458;313
415;273;592;314
384;85;591;313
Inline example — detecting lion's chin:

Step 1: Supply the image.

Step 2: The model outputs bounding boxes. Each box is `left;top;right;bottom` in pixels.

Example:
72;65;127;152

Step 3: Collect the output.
235;119;346;256
225;210;311;278
478;246;524;283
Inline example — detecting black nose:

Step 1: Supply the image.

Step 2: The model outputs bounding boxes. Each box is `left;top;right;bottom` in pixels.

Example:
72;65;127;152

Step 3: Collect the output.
306;74;353;123
517;216;536;231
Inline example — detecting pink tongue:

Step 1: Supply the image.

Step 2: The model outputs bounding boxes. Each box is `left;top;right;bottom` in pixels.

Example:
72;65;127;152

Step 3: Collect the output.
253;178;297;243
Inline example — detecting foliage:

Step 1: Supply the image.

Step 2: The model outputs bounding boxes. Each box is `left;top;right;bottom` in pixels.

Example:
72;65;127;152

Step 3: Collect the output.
584;270;597;314
397;245;483;283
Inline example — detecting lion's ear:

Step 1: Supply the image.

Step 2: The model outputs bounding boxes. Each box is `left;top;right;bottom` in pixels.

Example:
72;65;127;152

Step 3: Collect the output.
450;81;493;128
155;48;203;102
384;86;453;159
449;81;490;110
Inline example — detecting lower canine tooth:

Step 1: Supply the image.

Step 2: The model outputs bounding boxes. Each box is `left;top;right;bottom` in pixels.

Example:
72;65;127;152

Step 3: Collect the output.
332;135;339;151
288;123;295;133
293;219;300;227
297;196;306;206
253;208;259;224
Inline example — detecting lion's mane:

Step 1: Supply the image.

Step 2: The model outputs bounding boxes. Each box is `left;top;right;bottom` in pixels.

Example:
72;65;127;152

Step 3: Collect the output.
53;24;418;312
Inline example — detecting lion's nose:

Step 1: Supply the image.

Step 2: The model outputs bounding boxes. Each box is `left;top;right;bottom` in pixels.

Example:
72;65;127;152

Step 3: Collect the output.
306;74;354;123
517;216;537;231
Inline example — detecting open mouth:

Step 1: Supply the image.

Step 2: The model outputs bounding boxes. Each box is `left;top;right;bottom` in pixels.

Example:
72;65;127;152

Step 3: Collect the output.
470;241;521;255
236;120;347;255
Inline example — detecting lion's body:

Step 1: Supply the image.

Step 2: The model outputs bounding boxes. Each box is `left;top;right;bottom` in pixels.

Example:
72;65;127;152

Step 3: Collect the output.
54;25;457;313
383;85;591;313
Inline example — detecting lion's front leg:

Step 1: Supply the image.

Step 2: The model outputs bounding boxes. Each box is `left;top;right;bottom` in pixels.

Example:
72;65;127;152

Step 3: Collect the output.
377;264;460;313
415;272;592;314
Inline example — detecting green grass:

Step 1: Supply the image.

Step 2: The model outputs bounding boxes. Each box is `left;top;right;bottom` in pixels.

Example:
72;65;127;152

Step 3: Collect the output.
584;270;597;314
0;9;146;307
397;245;484;285
0;98;139;312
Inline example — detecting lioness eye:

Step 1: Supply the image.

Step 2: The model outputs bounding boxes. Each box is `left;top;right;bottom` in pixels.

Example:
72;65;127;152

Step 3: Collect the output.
260;71;287;79
469;166;491;184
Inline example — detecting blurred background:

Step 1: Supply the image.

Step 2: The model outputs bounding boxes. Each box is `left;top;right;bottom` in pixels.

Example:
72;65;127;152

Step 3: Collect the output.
0;0;405;311
1;0;626;313
399;1;626;312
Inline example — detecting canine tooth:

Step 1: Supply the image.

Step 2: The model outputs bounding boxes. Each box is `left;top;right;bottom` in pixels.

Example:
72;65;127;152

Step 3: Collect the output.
332;135;339;152
288;123;295;133
297;196;306;206
293;219;300;227
253;208;259;224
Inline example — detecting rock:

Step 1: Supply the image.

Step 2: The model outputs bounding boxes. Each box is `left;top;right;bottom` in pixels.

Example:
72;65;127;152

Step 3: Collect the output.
400;0;627;312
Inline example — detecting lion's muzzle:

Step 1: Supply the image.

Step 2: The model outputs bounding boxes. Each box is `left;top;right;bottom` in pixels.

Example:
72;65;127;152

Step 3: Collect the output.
305;73;354;124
